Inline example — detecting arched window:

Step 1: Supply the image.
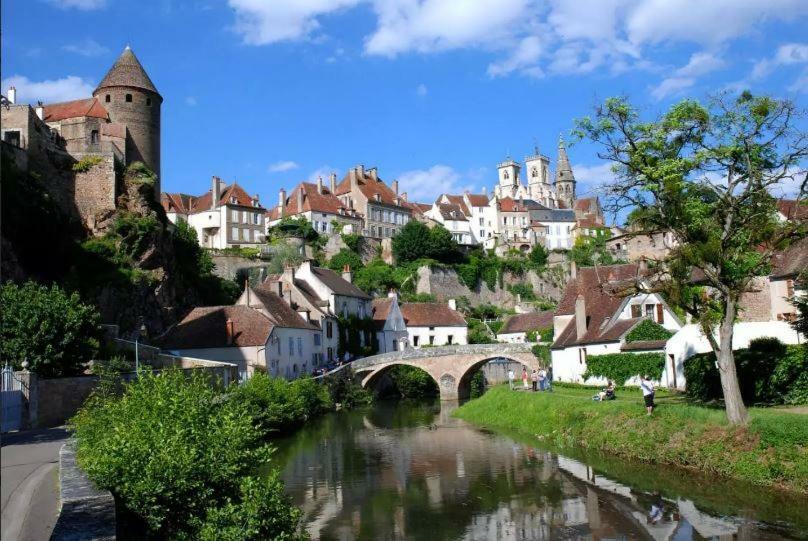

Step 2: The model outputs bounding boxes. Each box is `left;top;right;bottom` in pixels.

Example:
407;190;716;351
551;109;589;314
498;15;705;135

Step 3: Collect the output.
532;167;538;178
125;94;132;102
503;170;509;180
105;94;110;103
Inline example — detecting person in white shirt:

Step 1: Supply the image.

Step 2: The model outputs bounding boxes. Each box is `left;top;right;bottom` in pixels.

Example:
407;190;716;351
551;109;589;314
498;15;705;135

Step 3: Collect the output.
507;369;515;390
640;375;655;415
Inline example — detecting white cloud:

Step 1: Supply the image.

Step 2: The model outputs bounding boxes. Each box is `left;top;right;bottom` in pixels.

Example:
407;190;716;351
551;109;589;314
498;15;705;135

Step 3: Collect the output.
487;36;543;78
47;0;106;9
788;68;808;93
752;42;808;80
397;165;474;202
650;52;724;99
62;38;109;57
185;96;198;106
269;160;300;173
1;75;94;104
416;83;428;96
228;0;360;45
571;162;617;196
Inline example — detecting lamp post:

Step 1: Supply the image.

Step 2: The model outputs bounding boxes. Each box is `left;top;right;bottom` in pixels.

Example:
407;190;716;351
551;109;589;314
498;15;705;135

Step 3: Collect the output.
135;323;147;376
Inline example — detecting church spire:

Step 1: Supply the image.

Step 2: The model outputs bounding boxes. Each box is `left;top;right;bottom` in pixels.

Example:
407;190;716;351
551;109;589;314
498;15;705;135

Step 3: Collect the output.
555;136;575;184
94;46;160;96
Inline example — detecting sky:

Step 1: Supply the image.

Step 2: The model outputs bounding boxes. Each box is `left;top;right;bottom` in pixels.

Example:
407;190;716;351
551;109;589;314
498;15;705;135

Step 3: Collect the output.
3;0;808;216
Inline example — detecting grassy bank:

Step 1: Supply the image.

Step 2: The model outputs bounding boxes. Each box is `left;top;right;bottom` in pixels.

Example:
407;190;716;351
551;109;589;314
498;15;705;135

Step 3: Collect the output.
455;385;808;494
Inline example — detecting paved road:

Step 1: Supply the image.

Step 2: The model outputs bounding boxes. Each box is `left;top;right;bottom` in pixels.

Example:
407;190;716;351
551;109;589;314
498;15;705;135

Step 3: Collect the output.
1;428;67;541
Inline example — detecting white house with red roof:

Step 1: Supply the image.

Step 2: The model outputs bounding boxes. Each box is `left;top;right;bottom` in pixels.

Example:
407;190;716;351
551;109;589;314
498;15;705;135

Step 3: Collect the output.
333;165;414;239
371;291;410;353
400;299;468;348
162;175;266;249
266;176;363;235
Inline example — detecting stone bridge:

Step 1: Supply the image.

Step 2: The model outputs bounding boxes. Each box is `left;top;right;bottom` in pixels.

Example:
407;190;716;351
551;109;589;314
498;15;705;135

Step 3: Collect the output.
351;343;539;400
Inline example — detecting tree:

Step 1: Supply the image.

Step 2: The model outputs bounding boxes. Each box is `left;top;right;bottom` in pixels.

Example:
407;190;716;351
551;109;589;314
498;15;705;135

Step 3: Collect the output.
568;233;616;268
427;225;464;264
528;244;549;268
792;272;808;339
1;281;101;377
392;221;432;263
327;248;364;273
576;93;807;425
265;242;305;275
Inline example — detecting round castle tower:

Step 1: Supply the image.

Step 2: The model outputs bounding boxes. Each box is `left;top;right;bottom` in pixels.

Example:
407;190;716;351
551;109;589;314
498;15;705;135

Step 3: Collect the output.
93;46;162;197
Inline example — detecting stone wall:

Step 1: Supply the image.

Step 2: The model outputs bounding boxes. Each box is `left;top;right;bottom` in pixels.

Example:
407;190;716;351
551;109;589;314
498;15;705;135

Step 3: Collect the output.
738;276;773;321
210;254;270;282
72;152;118;227
36;376;99;428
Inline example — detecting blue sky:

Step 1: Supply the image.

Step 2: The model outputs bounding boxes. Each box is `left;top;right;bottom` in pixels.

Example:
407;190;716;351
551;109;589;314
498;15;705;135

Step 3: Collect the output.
3;0;807;212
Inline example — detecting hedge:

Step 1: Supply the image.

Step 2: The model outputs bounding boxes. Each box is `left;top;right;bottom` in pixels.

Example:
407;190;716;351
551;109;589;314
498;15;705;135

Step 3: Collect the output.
583;352;665;385
624;319;674;343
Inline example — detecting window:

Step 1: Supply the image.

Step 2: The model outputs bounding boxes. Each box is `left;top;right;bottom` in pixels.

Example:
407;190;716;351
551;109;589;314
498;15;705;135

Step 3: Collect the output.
645;304;655;318
327;347;333;361
314;334;321;346
297;337;303;356
413;336;420;347
631;304;641;318
447;335;454;344
479;217;484;226
242;228;249;241
232;209;238;221
231;227;239;240
105;94;110;103
90;130;99;144
579;348;587;364
3;130;21;147
277;339;281;355
288;337;294;356
125;94;132;102
146;97;151;106
429;335;435;345
326;321;333;339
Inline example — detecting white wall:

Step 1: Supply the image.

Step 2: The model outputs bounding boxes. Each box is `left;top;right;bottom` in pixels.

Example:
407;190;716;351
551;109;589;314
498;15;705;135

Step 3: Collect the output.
408;325;468;348
165;345;261;377
619;293;682;331
551;342;624;385
265;327;322;379
663;321;803;390
497;331;527;343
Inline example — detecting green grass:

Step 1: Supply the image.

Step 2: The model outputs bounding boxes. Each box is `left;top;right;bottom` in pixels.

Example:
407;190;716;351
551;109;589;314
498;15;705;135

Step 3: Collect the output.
455;385;808;494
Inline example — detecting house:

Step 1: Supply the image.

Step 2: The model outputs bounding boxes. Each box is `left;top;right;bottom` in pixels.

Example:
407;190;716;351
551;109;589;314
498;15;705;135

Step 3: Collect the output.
426;201;474;245
497;311;554;343
400;299;468;348
333;165;413;239
266;176;363;236
605;229;677;262
160;300;320;380
162;176;266;249
550;262;683;385
371;291;409;353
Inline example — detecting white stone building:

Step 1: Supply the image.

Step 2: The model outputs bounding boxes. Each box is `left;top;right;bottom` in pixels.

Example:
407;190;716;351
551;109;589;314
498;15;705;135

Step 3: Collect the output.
400;299;468;348
371;291;410;353
497;311;554;343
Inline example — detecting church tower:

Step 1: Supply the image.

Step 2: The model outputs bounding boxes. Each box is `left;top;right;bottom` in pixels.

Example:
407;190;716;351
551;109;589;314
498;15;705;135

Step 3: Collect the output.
525;146;552;206
93;46;162;198
554;137;576;208
496;157;520;198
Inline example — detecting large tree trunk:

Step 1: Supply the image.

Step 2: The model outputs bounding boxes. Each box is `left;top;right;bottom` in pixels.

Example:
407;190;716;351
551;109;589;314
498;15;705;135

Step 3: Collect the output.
715;300;749;425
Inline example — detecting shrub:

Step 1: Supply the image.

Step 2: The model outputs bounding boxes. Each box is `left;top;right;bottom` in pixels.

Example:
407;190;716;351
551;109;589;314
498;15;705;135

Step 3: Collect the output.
468;319;494;344
531;344;550;365
624;319;674;342
0;281;101;377
507;282;536;301
70;370;300;539
72;155;104;172
325;368;374;409
583;352;665;385
389;365;438;398
327;248;364;273
341;233;361;253
526;326;554;343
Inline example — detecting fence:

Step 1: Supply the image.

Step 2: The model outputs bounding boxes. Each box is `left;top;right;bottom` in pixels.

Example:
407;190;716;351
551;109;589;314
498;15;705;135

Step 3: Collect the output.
1;364;25;432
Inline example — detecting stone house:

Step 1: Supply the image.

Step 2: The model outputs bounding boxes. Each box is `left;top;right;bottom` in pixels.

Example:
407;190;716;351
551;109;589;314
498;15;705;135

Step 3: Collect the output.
333;165;413;239
265;176;363;236
371;291;410;353
497;311;554;343
162;176;266;249
400;299;468;348
160;300;320;380
550;262;683;385
426;201;474;245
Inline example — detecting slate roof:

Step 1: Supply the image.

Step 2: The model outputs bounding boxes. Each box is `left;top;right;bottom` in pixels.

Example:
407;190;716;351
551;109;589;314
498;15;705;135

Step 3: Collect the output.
400;303;466;327
499;311;554;334
248;285;319;330
371;298;394;330
311;267;371;299
436;203;469;221
42;98;108;122
621;339;668;351
95;47;160;95
160;305;273;349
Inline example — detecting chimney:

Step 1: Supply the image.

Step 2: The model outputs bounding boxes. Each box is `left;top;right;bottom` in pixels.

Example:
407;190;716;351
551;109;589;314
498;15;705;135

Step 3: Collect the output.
212;176;221;210
225;318;235;345
368;167;378;181
317;176;324;194
388;289;398;301
278;188;286;216
448;298;457;311
7;86;16;104
282;263;295;285
296;187;304;212
330;172;337;193
401;191;408;202
569;260;577;280
575;294;587;341
638;258;648;275
356;164;364;177
392;179;399;195
35;101;44;120
349;168;358;190
342;264;353;283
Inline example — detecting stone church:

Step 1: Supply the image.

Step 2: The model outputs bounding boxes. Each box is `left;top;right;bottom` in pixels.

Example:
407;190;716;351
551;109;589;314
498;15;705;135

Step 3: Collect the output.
493;138;577;209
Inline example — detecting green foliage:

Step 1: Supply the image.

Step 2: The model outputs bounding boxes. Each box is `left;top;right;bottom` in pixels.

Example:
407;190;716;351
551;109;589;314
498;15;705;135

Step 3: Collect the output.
341;233;362;253
70;370;300;539
389;365;438;398
531;344;550;365
1;281;101;377
400;292;437;302
469;370;487;398
426;225;465;264
125;161;157;186
685;340;808;405
172;220;241;305
792;275;808;339
528;244;549;268
467;319;494;344
487;319;504;335
624;319;674;343
568;233;617;268
457;252;502;291
392;221;465;265
353;258;401;295
265;243;306;276
71;154;103;173
583;353;665;385
507;282;536;300
336;315;378;358
325;368;374;409
266;216;319;243
232;373;332;435
213;246;261;259
467;303;507;320
526;327;554;343
327;248;364;273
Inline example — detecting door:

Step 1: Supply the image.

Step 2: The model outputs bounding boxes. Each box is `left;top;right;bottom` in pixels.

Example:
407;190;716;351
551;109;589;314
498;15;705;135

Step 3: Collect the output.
1;366;23;433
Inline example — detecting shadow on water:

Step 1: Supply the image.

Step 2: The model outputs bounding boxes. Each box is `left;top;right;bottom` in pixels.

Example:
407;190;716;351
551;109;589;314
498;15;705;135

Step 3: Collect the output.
271;399;808;541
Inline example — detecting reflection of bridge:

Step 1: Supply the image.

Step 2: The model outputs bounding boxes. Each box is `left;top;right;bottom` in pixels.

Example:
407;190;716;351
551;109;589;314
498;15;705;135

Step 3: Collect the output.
351;343;539;400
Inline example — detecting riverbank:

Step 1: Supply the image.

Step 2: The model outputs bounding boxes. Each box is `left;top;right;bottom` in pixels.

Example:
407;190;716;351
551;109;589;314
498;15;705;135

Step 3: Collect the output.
454;385;808;494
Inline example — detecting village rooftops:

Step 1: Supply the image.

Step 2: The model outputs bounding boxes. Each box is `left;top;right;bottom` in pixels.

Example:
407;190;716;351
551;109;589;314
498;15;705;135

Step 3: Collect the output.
440;194;471;215
309;266;372;299
266;182;362;221
499;311;554;334
335;166;411;209
400;302;466;327
42;98;109;122
160;305;273;349
161;180;264;215
465;194;490;207
436;203;469;221
371;297;394;330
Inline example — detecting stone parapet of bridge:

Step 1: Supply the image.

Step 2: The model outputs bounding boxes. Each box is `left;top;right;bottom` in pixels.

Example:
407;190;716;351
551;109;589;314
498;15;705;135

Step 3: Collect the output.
353;343;540;400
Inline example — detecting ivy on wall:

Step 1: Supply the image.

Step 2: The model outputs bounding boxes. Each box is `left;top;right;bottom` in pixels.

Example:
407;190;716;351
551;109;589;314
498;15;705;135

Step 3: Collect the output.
336;315;379;359
583;352;665;384
527;327;554;343
624;319;674;343
531;344;550;365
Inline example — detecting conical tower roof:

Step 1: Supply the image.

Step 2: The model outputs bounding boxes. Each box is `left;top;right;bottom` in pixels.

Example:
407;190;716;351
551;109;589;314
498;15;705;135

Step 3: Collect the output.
94;46;160;96
555;137;575;184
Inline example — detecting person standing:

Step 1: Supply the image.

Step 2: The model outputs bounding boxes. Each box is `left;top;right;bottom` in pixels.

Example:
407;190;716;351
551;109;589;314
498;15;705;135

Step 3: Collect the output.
522;367;529;390
641;375;655;415
531;369;538;392
538;367;547;391
508;368;515;390
546;365;553;392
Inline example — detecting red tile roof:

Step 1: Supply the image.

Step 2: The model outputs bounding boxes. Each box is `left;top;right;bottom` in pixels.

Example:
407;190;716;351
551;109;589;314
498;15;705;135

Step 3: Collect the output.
371;298;394;330
436;203;469;221
466;194;490;207
160;305;273;349
777;199;808;221
43;98;108;122
498;198;528;212
161;193;195;214
400;303;466;327
442;194;470;215
499;311;554;334
272;182;361;219
335;169;411;210
163;181;264;215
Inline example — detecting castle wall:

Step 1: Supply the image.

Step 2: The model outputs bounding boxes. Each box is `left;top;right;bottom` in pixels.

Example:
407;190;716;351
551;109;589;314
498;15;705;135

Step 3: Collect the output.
72;152;118;226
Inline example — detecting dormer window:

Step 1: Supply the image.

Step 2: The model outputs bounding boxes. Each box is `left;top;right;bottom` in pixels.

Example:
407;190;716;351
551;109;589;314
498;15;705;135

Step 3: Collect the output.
230;196;237;204
375;193;381;202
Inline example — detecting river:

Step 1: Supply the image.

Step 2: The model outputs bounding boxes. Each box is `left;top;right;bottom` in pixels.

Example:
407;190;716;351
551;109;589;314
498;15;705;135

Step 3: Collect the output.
273;400;808;540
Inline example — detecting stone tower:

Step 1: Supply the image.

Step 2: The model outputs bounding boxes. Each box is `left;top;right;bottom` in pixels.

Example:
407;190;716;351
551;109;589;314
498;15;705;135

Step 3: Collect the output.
525;147;552;206
496;157;520;199
93;46;162;198
554;137;576;208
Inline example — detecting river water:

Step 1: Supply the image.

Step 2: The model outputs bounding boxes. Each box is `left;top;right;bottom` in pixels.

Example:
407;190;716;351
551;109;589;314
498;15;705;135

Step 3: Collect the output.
273;400;808;540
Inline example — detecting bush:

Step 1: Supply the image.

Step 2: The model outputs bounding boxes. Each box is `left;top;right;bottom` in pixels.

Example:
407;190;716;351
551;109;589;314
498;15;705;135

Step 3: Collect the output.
507;282;536;301
583;352;665;385
341;233;361;253
72;155;104;172
624;319;674;342
685;339;807;405
532;344;550;365
325;368;374;409
526;326;553;343
468;319;494;344
71;370;300;539
327;248;364;273
389;365;439;398
232;373;331;435
1;281;101;377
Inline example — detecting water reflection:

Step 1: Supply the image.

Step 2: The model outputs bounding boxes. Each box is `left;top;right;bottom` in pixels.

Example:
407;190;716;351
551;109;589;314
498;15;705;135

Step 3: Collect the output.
273;400;806;540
